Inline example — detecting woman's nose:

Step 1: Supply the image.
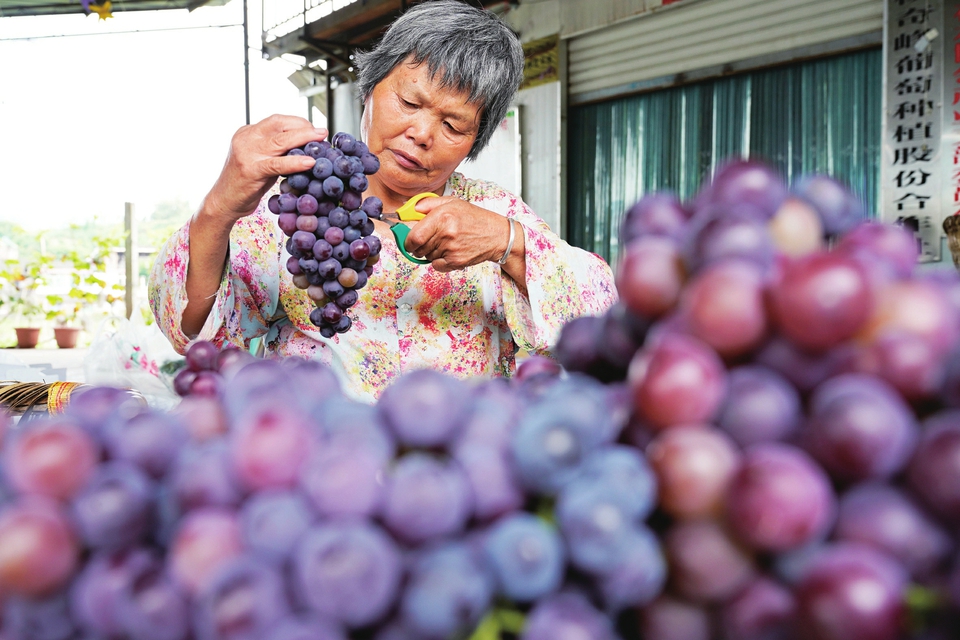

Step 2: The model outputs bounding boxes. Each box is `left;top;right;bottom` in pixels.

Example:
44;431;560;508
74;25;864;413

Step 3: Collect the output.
405;115;433;149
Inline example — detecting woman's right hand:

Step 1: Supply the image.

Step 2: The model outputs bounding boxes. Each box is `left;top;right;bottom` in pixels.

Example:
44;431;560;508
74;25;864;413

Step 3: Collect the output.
201;114;327;225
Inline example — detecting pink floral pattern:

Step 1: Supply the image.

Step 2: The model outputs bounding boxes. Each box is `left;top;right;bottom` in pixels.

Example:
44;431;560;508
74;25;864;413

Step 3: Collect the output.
148;173;617;402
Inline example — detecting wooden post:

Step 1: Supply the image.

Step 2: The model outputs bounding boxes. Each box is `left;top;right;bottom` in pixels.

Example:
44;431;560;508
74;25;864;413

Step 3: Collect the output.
125;203;136;320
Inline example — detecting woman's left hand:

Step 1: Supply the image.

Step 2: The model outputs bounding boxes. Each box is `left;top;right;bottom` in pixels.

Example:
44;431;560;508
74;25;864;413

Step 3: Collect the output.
402;196;515;272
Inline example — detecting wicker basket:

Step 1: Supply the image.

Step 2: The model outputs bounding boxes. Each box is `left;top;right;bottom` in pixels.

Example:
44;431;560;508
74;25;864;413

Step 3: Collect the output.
0;381;145;419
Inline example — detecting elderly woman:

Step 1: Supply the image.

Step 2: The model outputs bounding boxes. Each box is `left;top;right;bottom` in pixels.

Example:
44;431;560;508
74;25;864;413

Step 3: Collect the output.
149;0;616;402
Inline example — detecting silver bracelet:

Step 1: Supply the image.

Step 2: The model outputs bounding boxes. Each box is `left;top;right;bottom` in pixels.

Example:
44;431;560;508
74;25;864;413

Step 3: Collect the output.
498;218;516;265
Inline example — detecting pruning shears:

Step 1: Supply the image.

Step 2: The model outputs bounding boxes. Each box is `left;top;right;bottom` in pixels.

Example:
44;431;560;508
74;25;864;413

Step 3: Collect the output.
383;192;438;265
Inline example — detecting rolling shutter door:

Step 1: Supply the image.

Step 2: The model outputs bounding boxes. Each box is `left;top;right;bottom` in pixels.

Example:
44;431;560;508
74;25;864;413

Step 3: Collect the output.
568;0;883;104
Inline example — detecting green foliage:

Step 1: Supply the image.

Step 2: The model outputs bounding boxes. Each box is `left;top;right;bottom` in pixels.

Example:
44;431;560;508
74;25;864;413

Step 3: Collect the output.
0;254;53;324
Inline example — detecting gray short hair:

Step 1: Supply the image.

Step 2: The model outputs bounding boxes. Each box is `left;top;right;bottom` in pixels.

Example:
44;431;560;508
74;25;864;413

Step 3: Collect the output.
354;0;524;161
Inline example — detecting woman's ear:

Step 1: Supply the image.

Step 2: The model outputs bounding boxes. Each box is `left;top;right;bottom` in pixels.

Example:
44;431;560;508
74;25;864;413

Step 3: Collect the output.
360;97;372;142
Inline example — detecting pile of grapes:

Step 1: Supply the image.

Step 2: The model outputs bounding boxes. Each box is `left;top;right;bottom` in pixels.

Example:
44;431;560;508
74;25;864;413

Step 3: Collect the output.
269;132;384;337
0;159;959;640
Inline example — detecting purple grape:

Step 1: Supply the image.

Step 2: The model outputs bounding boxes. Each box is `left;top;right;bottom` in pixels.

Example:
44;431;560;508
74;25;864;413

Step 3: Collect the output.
330;243;349;263
452;442;524;522
793;174;863;236
640;596;712;640
365;234;382;255
278;213;298;236
557;479;637;575
805;373;918;483
316;200;335;216
4;592;77;640
286;256;303;275
348;209;368;228
334;132;357;154
717;365;801;446
483;512;565;602
265;615;347;640
312;239;333;261
240;490;316;563
726;443;836;553
323;226;344;246
354;270;368;288
332;156;353;179
115;560;190;640
267;194;281;215
298;258;318;274
719;576;797;640
69;548;155;637
794;543;908;640
309;308;325;328
71;462;155;550
292;230;316;253
287;148;306;157
335;290;358;309
681;206;775;273
333;315;352;333
321;280;344;300
63;386;145;439
361;218;375;236
312;158;333;180
620;192;688;245
665;519;755;604
834;483;951;579
328;208;349;229
399;542;493;638
361;196;383;218
324;146;343;161
105;409;188;479
279;179;295;194
523;591;616;640
348;173;368;193
303;141;323;158
194;557;290;640
292;521;402;628
360;153;380;174
319;302;342;325
185;340;219;372
596;525;667;611
754;336;845;393
342;226;362;243
168;442;243;511
173;369;197;397
906;420;960;523
702;159;788;219
354;140;368;155
300;437;387;519
377;369;472;448
307;180;325;200
322;176;343;198
381;452;472;544
278;193;298;213
296;194;318;215
340;189;362;211
288;172;310;191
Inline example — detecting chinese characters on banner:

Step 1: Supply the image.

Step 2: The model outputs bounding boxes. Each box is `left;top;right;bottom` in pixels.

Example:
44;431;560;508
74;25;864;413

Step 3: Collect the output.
882;0;943;262
941;2;960;257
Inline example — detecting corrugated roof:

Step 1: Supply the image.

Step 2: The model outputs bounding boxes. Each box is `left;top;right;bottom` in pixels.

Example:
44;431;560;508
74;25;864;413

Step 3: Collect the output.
0;0;230;18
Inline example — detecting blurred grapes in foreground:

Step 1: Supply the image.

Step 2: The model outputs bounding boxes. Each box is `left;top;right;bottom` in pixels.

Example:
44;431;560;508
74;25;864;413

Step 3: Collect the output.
0;159;958;640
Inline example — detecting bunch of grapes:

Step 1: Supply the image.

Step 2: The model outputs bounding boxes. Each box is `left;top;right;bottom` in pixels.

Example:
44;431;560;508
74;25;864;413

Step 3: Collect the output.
3;159;960;640
268;132;384;338
552;160;960;640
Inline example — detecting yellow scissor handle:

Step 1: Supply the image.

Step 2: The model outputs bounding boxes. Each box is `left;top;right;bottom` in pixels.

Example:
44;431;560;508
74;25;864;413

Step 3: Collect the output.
396;192;439;221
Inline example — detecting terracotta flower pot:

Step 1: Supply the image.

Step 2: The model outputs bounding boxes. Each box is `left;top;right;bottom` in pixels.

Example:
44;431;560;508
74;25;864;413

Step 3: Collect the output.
54;327;80;349
14;327;40;349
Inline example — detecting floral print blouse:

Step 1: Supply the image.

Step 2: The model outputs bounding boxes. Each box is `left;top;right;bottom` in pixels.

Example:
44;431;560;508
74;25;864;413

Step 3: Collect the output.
148;173;617;402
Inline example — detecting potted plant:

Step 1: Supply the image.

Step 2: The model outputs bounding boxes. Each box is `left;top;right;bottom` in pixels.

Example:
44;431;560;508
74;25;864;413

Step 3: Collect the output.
0;257;50;348
46;237;125;349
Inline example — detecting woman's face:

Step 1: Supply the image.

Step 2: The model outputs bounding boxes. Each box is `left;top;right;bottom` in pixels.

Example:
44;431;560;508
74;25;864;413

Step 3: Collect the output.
362;59;482;205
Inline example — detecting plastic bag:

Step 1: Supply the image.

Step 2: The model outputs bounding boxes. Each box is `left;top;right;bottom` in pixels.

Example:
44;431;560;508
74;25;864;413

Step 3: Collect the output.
82;309;182;411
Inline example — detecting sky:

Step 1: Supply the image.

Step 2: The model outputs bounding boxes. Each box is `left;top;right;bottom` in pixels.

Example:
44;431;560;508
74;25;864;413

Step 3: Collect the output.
0;1;313;232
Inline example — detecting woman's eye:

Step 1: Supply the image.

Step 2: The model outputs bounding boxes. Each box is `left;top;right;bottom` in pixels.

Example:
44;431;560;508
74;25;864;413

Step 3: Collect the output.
401;98;417;108
444;122;461;134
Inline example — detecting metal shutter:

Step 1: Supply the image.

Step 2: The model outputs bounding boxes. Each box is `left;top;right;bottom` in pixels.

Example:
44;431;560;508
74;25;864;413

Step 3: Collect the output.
568;0;882;103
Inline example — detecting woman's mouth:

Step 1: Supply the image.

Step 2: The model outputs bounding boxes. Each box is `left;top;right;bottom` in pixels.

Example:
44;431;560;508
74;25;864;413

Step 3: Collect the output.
390;149;424;170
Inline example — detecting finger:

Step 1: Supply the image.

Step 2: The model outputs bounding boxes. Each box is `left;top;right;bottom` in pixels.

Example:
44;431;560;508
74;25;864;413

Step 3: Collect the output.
413;195;455;216
275;126;330;155
263;155;318;179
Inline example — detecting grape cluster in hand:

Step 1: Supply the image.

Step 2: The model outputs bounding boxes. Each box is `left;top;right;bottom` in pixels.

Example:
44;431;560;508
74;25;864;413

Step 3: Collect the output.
269;132;384;338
